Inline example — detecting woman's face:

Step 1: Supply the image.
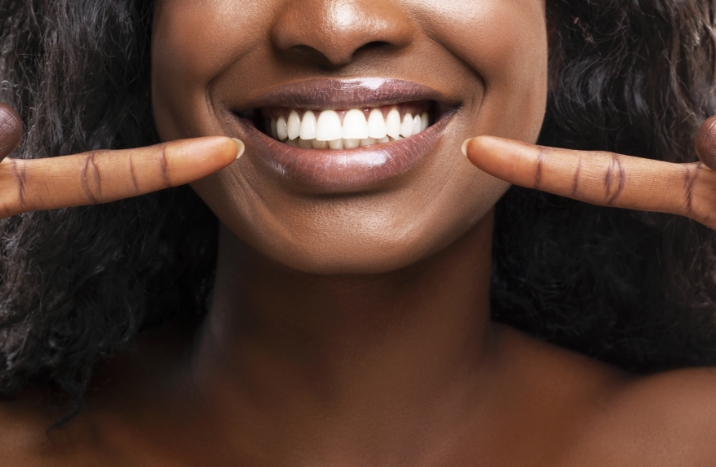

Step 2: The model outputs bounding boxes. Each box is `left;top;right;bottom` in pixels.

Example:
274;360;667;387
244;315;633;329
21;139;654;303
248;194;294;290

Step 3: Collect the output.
151;0;548;274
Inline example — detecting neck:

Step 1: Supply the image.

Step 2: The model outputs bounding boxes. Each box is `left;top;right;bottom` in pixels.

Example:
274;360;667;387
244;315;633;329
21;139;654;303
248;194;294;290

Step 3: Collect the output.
189;211;497;458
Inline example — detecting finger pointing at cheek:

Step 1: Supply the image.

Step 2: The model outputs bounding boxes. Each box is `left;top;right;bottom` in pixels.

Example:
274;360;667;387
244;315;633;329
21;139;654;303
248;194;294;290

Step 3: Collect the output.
0;136;244;219
463;135;716;230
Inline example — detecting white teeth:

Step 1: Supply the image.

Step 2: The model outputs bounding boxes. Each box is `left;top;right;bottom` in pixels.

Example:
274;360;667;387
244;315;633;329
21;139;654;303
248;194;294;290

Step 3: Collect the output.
344;138;361;149
385;108;401;139
412;115;422;136
315;110;342;141
287;111;301;140
342;109;369;139
269;106;432;149
400;113;414;138
299;110;317;140
367;109;387;139
277;116;288;141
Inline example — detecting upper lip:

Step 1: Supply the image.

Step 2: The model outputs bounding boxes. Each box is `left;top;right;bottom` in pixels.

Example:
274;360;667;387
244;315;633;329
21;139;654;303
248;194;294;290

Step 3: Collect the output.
233;78;455;113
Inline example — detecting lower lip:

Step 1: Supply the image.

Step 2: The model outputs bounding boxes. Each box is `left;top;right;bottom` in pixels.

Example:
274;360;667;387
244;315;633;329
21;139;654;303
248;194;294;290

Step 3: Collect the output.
231;112;453;192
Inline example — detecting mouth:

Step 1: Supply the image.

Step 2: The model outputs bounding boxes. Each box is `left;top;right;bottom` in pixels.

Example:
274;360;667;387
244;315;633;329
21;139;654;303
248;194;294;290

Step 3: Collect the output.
228;78;457;192
259;102;433;149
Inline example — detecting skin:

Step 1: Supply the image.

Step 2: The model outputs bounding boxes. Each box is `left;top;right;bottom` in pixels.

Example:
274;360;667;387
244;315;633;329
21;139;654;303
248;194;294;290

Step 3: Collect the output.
2;0;716;465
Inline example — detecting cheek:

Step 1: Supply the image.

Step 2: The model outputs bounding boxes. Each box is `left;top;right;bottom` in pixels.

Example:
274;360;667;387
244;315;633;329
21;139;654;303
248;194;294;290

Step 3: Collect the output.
151;0;268;140
418;0;548;142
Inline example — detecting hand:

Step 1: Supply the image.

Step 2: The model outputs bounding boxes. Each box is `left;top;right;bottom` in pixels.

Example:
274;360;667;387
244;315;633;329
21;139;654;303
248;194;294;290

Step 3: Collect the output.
463;116;716;230
0;103;243;219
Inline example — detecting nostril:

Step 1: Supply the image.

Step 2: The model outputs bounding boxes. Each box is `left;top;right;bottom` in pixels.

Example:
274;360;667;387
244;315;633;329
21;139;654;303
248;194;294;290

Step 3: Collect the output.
350;41;394;60
285;45;349;69
290;44;319;56
356;41;392;53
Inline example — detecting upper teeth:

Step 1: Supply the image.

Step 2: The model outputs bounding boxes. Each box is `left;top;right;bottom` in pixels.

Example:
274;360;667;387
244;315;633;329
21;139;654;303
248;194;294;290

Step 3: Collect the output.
269;107;430;149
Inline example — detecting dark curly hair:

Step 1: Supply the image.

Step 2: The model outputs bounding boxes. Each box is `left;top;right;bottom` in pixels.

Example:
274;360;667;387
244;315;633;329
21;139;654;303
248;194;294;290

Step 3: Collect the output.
0;0;714;420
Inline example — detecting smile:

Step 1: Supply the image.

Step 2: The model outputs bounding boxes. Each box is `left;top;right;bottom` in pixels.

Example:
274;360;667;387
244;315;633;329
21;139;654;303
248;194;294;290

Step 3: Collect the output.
229;78;456;192
262;103;432;149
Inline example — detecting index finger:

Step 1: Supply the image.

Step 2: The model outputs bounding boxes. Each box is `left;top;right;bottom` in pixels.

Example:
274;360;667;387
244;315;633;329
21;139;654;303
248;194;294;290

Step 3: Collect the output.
0;136;244;218
463;136;716;228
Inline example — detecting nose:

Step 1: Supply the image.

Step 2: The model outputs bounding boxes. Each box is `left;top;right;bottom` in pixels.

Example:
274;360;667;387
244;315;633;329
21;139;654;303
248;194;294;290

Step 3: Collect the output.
271;0;414;67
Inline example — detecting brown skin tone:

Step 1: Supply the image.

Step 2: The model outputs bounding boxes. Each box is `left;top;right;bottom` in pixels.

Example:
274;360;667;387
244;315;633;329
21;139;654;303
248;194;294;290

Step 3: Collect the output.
3;1;716;465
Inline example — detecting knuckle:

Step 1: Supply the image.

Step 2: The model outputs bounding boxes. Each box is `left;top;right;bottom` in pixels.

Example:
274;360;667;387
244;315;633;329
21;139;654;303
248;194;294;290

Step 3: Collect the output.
158;145;171;187
533;147;544;189
571;155;583;197
10;159;28;209
681;163;702;215
127;152;140;192
602;154;625;206
81;152;102;203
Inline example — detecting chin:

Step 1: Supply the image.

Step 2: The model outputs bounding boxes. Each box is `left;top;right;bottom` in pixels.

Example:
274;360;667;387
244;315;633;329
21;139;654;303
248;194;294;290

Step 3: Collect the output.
211;188;501;276
253;236;439;276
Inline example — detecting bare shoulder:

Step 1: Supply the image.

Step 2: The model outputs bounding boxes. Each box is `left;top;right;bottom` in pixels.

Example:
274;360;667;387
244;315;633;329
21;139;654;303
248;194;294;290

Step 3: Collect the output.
497;325;716;465
570;367;716;465
592;368;716;466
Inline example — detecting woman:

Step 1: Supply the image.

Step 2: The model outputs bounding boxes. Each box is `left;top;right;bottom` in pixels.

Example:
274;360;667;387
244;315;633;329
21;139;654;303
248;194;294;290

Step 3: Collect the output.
1;0;716;464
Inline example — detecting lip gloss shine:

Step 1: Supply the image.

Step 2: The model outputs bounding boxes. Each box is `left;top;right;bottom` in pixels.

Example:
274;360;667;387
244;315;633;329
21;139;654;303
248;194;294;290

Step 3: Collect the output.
227;78;457;192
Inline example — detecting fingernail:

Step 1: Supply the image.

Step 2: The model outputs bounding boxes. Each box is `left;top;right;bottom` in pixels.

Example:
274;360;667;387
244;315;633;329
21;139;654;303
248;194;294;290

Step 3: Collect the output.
232;138;245;159
461;139;471;157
